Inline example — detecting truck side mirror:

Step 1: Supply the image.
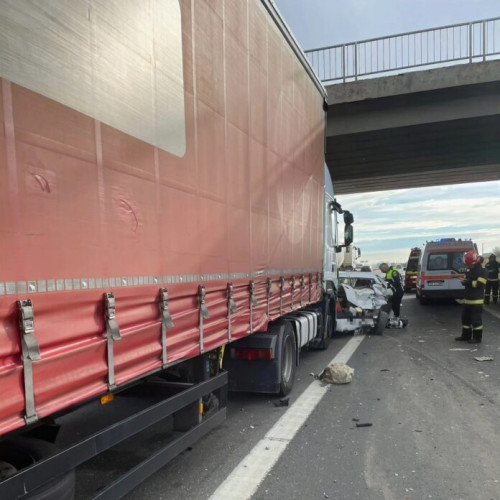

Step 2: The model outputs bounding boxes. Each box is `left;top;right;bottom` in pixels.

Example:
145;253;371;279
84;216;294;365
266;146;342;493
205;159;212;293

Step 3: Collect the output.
343;211;354;225
344;224;353;247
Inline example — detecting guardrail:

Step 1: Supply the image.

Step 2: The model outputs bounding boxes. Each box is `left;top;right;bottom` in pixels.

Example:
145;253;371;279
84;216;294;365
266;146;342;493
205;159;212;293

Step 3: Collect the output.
305;17;500;83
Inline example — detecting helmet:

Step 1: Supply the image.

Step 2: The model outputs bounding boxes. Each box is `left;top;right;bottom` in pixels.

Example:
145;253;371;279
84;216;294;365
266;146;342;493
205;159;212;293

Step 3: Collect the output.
464;251;481;268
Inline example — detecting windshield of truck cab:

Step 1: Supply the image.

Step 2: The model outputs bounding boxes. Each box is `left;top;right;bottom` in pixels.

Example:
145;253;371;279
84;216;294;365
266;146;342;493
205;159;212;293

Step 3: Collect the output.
427;252;466;273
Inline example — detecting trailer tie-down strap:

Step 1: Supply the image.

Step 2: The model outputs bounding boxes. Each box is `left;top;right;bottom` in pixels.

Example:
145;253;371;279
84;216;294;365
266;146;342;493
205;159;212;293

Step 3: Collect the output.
309;273;313;303
266;278;272;318
227;283;237;341
198;285;209;353
104;292;121;391
300;275;305;307
290;276;296;309
279;276;285;316
249;281;258;333
159;288;174;368
17;299;41;425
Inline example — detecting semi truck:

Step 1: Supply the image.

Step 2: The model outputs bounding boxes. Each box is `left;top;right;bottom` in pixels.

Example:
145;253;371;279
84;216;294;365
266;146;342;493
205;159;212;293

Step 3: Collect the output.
0;1;353;497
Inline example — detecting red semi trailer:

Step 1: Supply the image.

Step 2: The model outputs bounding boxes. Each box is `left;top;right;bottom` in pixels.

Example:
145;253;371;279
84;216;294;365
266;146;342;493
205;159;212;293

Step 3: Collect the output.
0;1;352;497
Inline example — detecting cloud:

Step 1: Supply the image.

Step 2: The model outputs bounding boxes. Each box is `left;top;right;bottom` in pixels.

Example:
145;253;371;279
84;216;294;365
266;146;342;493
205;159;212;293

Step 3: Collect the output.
337;181;500;264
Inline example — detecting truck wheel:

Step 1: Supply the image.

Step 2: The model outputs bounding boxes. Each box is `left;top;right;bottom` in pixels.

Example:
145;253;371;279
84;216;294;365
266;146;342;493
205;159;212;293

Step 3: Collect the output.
279;324;297;396
0;437;75;500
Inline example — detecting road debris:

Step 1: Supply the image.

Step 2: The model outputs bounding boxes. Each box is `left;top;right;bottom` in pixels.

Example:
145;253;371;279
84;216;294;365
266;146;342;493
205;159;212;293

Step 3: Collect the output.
380;368;390;372
355;422;372;428
319;363;354;384
474;356;494;362
449;348;470;351
273;396;290;407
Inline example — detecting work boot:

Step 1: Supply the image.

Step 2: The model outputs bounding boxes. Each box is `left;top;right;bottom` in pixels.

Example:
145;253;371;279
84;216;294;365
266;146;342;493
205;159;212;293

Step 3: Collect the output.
468;338;482;344
455;335;471;341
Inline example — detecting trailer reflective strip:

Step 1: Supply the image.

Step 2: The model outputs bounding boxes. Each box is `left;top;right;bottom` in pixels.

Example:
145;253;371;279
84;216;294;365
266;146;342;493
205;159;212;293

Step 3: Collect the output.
208;336;365;500
0;268;322;295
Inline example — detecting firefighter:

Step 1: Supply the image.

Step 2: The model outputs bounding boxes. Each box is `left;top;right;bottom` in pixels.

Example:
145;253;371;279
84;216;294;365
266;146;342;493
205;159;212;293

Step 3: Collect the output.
455;251;487;344
484;253;499;305
379;263;407;328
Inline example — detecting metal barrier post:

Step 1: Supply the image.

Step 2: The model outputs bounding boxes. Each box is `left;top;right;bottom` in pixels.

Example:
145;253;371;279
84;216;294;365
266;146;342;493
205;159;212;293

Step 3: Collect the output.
483;21;486;61
469;23;473;62
354;42;358;80
342;45;346;82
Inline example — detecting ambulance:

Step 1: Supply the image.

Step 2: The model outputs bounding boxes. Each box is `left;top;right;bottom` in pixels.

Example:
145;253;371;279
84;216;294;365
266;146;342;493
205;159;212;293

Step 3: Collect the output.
404;247;421;291
416;238;477;304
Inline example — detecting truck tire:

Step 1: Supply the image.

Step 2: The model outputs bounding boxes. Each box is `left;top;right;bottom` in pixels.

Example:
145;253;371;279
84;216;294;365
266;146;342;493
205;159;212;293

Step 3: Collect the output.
279;323;297;396
0;437;75;500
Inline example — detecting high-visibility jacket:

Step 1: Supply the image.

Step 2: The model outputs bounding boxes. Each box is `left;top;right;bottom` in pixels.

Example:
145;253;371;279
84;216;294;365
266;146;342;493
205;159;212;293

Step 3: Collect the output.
385;267;404;293
485;260;500;281
463;264;488;304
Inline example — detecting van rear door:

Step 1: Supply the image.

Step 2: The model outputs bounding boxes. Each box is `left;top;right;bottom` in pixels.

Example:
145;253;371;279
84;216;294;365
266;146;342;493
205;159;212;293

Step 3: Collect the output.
424;251;467;293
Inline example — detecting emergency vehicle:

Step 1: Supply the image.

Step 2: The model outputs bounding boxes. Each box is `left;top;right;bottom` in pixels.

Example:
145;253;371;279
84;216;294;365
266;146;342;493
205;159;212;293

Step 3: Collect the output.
416;239;477;304
404;248;421;291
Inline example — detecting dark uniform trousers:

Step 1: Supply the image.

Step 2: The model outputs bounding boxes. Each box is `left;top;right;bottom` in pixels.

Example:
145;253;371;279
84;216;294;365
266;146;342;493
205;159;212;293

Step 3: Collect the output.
485;260;499;305
461;304;483;340
485;279;498;305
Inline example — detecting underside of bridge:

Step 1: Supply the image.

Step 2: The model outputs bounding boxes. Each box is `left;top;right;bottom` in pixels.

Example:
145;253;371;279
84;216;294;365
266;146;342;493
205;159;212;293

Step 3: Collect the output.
325;62;500;194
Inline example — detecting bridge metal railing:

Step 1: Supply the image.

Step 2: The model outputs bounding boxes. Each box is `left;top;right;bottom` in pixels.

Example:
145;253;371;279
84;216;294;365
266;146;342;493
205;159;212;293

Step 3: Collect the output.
305;17;500;83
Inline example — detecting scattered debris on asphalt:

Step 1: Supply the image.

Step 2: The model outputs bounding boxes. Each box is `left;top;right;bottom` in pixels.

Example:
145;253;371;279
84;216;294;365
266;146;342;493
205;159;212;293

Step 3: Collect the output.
449;348;470;351
355;422;372;428
319;363;354;384
352;417;359;422
380;368;390;372
474;356;494;362
273;397;290;407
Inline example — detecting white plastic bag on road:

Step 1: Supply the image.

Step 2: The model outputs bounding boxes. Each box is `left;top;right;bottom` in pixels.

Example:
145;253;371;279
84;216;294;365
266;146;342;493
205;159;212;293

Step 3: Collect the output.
319;363;354;384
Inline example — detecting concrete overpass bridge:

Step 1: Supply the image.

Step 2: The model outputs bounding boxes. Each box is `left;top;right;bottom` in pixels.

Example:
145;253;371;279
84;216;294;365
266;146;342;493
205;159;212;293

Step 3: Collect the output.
305;17;500;194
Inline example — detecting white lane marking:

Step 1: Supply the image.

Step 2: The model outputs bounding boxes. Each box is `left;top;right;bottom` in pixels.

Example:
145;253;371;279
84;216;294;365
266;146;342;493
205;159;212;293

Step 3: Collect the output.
209;336;365;500
484;305;500;321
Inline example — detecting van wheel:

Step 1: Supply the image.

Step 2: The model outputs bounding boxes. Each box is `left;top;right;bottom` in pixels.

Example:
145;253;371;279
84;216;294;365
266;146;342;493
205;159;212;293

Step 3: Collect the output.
417;290;429;306
279;323;297;396
0;438;75;499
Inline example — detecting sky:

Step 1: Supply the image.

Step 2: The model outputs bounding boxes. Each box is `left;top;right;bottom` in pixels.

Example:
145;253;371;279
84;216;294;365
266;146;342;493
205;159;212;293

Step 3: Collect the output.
275;0;500;265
